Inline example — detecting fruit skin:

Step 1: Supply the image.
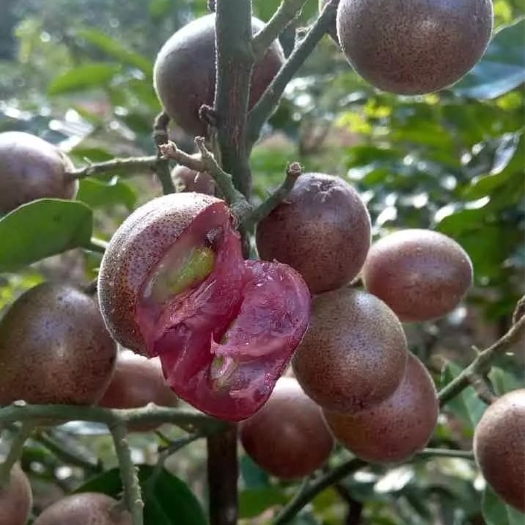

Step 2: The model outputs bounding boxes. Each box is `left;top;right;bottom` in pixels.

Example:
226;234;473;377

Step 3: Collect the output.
0;282;117;407
473;389;525;513
292;287;408;413
172;163;216;195
239;377;334;479
154;14;284;138
0;463;32;525
0;131;78;214
336;0;493;95
256;173;371;295
33;493;131;525
323;353;438;463
362;229;473;322
97;351;178;432
319;0;340;43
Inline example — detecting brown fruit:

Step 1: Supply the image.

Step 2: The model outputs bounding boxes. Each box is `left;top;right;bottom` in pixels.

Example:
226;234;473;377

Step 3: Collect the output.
0;282;117;407
336;0;493;94
239;377;334;479
0;463;32;525
153;14;284;138
323;353;438;463
171;163;216;195
33;493;131;525
98;351;178;432
0;131;78;214
319;0;340;43
97;192;227;355
362;229;473;322
473;389;525;513
256;173;371;294
292;287;408;412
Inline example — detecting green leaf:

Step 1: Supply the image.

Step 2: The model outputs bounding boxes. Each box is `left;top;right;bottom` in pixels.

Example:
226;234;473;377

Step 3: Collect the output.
75;28;153;76
239;487;288;518
0;199;93;273
453;18;525;99
240;455;270;489
439;361;486;431
488;367;523;396
77;178;137;211
76;466;208;525
482;485;525;525
48;63;121;95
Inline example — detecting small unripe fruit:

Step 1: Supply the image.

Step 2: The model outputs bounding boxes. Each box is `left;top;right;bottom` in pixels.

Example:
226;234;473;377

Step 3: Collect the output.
256;173;371;294
292;287;408;412
473;389;525;513
336;0;493;95
33;493;131;525
0;463;32;525
0;131;78;214
323;353;438;463
362;229;473;322
239;377;334;479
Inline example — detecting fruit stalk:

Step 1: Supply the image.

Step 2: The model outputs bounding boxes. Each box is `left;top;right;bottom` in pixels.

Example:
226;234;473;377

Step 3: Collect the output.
213;0;254;198
438;312;525;406
247;0;339;146
251;0;309;59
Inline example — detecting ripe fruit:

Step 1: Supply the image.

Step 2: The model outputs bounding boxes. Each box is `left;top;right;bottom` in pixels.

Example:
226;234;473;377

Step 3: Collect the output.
0;463;32;525
473;389;525;513
0;283;117;407
98;351;178;432
33;493;131;525
0;131;78;214
362;229;473;322
256;173;371;294
153;14;284;138
239;377;334;479
292;287;408;412
98;193;310;421
172;164;215;195
319;0;340;43
323;353;438;463
336;0;493;95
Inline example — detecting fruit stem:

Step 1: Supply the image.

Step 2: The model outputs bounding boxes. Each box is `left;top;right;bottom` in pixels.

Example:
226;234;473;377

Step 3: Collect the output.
206;425;239;525
0;421;34;487
152;111;176;195
247;0;339;146
109;422;144;525
243;161;302;229
438;312;525;406
251;0;309;59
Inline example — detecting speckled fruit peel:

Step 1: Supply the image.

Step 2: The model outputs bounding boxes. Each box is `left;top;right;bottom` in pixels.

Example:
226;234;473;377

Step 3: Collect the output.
98;193;311;421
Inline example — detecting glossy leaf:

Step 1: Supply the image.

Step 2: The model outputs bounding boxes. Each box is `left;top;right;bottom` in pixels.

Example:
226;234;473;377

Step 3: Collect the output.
453;18;525;99
482;485;525;525
0;199;93;273
48;63;121;95
240;455;270;489
239;487;288;518
77;177;137;211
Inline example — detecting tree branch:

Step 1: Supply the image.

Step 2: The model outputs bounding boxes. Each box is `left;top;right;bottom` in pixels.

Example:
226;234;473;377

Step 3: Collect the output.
243;161;302;229
110;422;143;525
213;0;254;198
67;156;158;180
438;313;525;406
152;111;176;195
247;0;339;145
252;0;309;59
207;425;239;525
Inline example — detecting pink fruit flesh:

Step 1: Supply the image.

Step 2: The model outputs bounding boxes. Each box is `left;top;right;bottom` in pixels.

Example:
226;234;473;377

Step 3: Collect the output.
135;206;311;421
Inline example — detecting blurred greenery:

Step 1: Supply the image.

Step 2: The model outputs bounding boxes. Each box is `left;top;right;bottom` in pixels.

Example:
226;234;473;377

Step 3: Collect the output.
0;0;524;524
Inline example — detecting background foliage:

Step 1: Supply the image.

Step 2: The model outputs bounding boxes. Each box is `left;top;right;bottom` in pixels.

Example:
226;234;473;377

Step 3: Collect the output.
0;0;524;524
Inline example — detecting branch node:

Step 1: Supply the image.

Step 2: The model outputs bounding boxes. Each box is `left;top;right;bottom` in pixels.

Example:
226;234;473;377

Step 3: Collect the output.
199;105;219;128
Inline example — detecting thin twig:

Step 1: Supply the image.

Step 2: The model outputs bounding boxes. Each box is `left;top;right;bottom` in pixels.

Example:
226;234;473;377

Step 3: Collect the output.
252;0;309;59
85;237;108;253
415;448;475;460
247;0;339;145
110;422;144;525
67;156;158;180
438;314;525;406
243;161;302;229
152;111;176;195
0;422;34;487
